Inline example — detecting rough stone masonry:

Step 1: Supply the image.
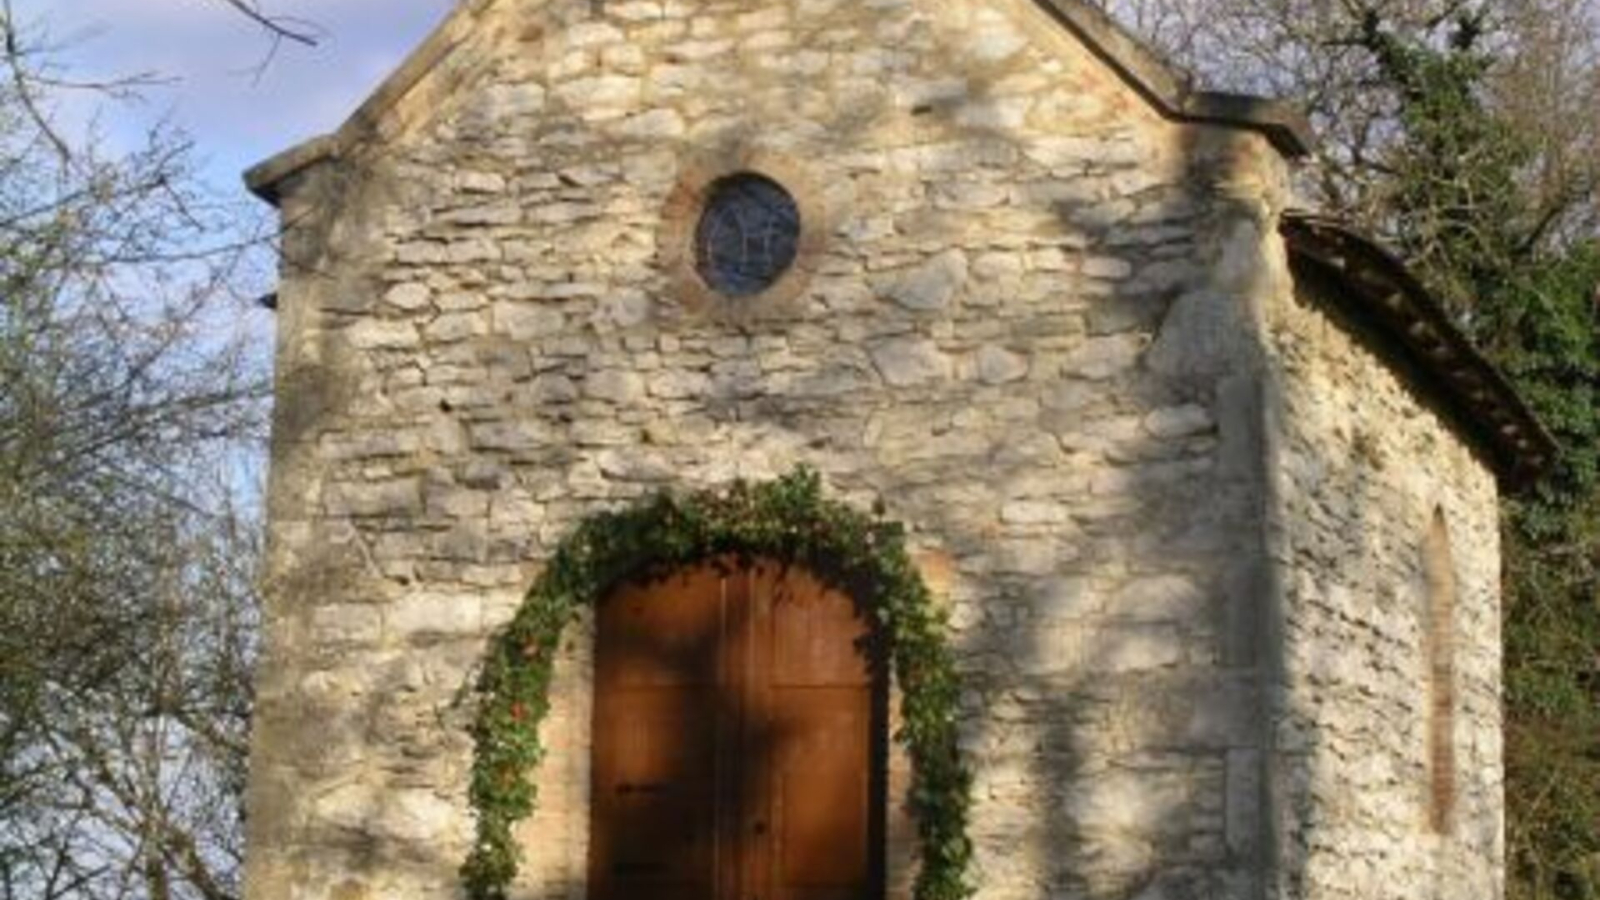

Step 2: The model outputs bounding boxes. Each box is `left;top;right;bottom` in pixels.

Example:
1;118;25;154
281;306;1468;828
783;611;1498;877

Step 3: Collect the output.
239;1;1552;898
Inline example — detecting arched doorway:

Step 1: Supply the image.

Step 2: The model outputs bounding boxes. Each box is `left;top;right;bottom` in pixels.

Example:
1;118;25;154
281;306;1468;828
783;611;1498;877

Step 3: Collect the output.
461;470;970;900
588;559;888;900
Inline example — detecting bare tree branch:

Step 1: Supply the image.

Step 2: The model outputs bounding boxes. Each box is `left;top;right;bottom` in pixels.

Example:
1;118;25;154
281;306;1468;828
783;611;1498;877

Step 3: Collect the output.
212;0;319;47
0;11;267;900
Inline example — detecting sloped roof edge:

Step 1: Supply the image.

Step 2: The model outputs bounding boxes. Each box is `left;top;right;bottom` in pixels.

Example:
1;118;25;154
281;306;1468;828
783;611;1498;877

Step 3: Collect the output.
244;0;1314;204
245;0;493;204
1032;0;1313;157
1281;212;1558;491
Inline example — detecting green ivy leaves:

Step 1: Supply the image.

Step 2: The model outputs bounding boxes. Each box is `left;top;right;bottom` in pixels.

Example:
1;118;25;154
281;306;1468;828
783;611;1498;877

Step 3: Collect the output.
461;468;974;900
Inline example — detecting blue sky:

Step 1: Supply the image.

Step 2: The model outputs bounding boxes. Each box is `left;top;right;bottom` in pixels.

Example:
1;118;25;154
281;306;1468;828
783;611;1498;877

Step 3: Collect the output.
13;0;453;201
4;1;457;474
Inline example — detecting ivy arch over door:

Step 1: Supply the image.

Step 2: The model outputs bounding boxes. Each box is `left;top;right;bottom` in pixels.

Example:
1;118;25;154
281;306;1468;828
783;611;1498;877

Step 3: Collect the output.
461;469;974;900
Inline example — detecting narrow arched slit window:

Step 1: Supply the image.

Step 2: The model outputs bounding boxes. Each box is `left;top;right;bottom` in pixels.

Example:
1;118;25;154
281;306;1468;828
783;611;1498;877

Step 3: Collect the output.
1423;509;1458;834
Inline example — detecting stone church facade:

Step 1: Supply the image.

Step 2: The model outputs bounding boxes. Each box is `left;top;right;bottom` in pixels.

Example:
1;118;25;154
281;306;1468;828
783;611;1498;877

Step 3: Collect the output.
240;1;1554;899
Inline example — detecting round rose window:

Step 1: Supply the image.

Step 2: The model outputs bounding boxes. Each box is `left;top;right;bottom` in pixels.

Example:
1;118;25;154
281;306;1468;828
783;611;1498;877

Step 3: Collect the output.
693;174;801;297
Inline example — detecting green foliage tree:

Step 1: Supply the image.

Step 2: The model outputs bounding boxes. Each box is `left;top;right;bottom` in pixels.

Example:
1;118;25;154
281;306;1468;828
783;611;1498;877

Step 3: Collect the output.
1497;246;1600;899
1098;1;1600;892
1349;9;1600;897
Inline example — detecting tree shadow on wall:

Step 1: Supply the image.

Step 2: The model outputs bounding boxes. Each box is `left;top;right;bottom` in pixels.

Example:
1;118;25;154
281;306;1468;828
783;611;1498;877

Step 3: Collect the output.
257;1;1369;898
703;8;1305;899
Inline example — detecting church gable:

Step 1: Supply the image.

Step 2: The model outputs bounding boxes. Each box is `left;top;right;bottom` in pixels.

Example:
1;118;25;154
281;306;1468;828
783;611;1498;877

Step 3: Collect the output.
246;0;1310;204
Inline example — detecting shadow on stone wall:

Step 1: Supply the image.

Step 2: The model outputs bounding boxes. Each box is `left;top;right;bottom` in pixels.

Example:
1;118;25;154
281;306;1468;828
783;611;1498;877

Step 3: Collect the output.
697;42;1299;899
249;2;1352;898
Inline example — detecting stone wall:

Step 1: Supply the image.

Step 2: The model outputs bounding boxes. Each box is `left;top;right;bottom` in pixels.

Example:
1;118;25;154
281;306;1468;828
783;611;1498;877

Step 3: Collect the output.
240;1;1336;900
1261;268;1505;900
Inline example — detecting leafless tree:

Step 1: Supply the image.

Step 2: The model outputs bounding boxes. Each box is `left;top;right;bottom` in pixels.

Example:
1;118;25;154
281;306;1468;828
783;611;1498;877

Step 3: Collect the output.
1090;0;1600;248
0;6;270;900
212;0;320;46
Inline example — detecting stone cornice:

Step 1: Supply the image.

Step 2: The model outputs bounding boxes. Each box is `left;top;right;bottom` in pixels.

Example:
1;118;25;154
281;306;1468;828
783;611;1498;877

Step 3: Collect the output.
1281;211;1558;490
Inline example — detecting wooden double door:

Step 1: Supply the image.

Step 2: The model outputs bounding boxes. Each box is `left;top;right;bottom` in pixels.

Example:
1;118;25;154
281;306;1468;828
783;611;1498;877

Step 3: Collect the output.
589;561;886;900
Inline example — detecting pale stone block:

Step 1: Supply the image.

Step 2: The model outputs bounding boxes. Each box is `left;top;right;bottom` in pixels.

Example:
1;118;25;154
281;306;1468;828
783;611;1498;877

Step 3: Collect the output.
384;282;433;311
996;539;1067;575
596;448;675;483
1084;256;1135;280
480;83;546;117
1022;136;1101;168
425;484;490;519
1024;622;1089;674
324;479;422;517
1035;578;1098;621
564;22;624;49
309;780;379;833
736;7;787;31
585;369;646;403
1064;769;1192;835
955;96;1034;131
870;337;951;386
527;374;579;404
449;239;503;264
469;421;548;454
1062;334;1145;380
436;291;486;313
976;345;1030;385
1144;404;1215;439
347;319;421;351
882;249;969;311
594;290;652;329
1146;289;1248;380
395;241;447;265
423;312;489;343
494;302;565;340
371;790;462;845
1001;500;1067;525
571;420;636;446
456;171;506;194
612;108;686;140
1042;380;1098;413
310;605;382;646
1100;625;1184;672
1111;575;1206;622
609;1;664;21
553;75;641;109
966;7;1027;62
388;593;483;640
322;431;421;462
645;369;710;399
662;39;733;61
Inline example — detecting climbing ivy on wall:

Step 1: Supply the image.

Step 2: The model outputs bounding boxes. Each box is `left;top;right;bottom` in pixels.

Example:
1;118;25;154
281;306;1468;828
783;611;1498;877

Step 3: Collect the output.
461;468;974;900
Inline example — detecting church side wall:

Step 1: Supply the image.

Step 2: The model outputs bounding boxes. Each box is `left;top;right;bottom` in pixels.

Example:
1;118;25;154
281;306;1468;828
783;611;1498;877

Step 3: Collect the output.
1262;268;1505;900
242;1;1297;899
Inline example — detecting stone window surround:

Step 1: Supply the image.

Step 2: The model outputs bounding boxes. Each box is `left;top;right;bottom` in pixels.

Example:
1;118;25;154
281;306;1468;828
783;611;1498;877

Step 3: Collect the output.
1422;507;1459;835
658;147;828;322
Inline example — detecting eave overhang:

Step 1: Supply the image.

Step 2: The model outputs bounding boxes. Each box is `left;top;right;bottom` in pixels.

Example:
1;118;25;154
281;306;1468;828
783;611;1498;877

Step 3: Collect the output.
1281;212;1559;491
